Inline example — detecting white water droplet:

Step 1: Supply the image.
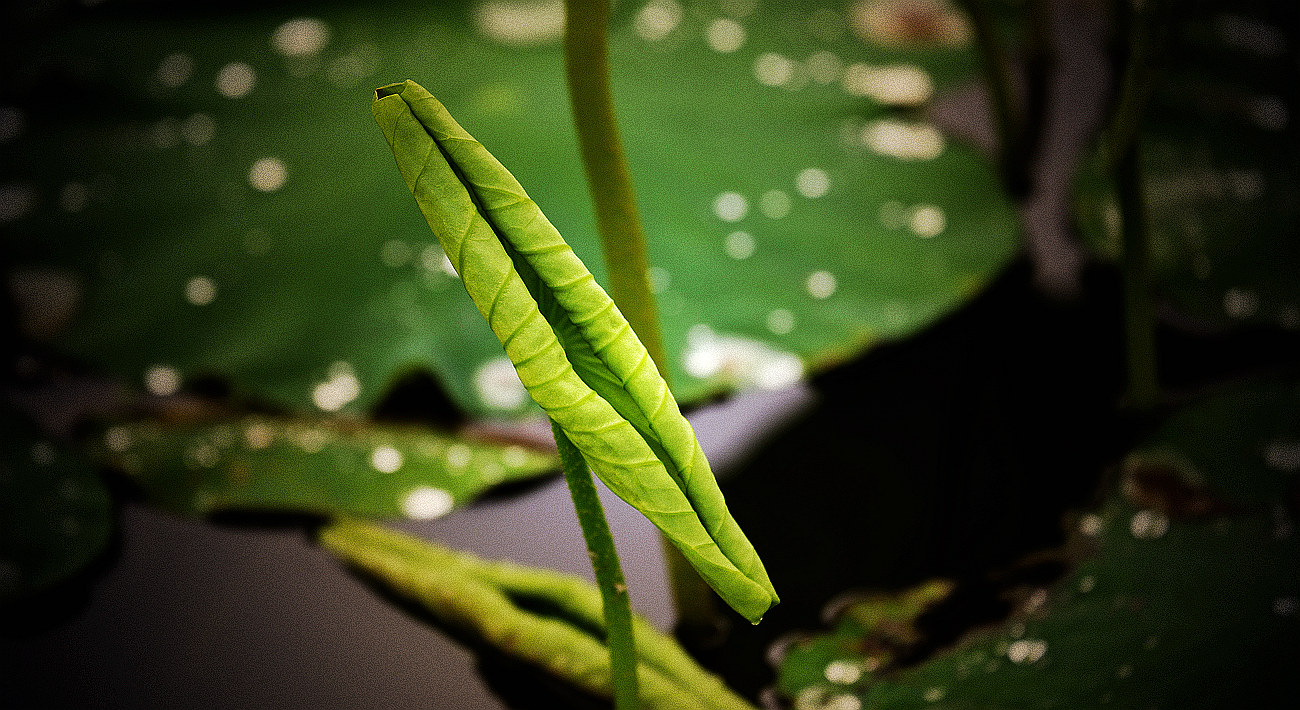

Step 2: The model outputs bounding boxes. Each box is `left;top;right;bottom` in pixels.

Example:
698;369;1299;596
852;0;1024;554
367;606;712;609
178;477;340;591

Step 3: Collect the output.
215;62;257;98
181;113;215;146
144;365;181;396
371;446;403;473
1007;638;1047;664
403;487;454;519
1130;509;1170;540
759;190;791;219
248;157;287;192
156;53;194;88
862;119;945;160
271;18;332;57
806;271;837;299
634;0;682;42
909;205;946;238
707;18;746;53
447;443;473;469
766;309;795;335
724;231;755;260
823;659;862;684
714;192;748;222
312;362;361;412
753;53;795;87
796;168;831;199
184;276;217;305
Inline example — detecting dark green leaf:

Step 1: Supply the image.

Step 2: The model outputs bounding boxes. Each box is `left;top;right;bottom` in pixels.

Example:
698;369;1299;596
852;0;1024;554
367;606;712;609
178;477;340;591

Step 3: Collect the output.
91;416;555;519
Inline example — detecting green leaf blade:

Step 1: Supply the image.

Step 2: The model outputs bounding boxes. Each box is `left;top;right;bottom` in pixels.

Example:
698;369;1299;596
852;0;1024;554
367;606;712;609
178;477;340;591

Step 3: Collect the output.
373;79;777;622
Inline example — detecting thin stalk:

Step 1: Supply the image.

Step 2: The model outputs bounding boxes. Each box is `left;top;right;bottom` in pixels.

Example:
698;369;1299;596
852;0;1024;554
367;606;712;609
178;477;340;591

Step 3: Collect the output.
563;0;721;630
553;420;640;709
959;0;1029;196
1109;0;1159;409
1118;141;1157;409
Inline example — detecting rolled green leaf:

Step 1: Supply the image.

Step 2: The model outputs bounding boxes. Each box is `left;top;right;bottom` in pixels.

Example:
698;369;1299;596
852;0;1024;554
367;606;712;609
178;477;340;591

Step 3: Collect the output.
372;79;777;623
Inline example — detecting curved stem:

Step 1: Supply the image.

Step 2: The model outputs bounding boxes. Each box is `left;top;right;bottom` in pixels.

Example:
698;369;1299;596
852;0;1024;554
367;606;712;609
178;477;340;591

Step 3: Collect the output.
564;0;666;376
553;420;640;709
564;0;721;632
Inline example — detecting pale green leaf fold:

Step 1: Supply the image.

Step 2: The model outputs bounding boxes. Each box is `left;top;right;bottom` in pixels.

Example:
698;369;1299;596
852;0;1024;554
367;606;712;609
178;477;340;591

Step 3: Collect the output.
372;79;777;623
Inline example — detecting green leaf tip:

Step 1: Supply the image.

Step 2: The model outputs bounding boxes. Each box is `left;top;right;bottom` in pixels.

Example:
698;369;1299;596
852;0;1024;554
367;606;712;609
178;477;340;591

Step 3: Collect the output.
371;78;778;623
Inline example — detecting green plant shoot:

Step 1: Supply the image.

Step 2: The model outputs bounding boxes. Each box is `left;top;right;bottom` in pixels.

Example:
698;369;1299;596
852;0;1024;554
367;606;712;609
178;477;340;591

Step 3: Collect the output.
372;79;778;624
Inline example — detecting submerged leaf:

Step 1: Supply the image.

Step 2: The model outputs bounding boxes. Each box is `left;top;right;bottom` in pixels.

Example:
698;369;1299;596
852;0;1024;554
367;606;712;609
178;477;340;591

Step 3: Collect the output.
373;79;777;623
320;518;757;710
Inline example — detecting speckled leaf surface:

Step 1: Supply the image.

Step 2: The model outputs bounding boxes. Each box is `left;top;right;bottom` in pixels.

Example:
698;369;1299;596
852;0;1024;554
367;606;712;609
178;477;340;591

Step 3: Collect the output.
775;378;1300;709
3;0;1015;417
91;417;555;519
1075;4;1300;331
0;415;113;604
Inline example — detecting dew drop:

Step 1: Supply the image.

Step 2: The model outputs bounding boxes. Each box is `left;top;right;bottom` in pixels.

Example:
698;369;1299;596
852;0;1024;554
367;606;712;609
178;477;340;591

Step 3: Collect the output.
477;1;566;45
371;446;403;473
753;53;795;87
181;113;215;146
724;231;755;260
861;119;944;160
796;168;831;199
1078;575;1096;593
824;659;862;684
156;52;194;88
312;362;361;412
714;192;748;222
104;426;132;453
766;309;794;335
634;0;682;42
0;183;37;222
271;18;332;57
1223;288;1259;319
909;205;946;238
145;365;181;396
1078;513;1104;536
185;276;217;306
759;190;792;219
403;486;454;519
502;445;529;468
1130;509;1170;540
244;422;274;450
707;18;746;53
1273;596;1298;616
1007;638;1047;664
842;63;933;105
1264;440;1300;471
30;442;56;466
248;157;287;192
805;51;843;85
447;443;473;469
215;62;257;99
806;271;837;299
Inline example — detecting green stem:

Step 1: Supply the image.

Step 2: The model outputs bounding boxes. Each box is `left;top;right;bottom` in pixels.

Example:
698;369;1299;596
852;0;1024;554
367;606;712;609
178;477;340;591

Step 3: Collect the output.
553;420;640;710
1111;0;1159;410
1117;130;1158;410
959;0;1028;196
564;0;666;374
563;0;721;631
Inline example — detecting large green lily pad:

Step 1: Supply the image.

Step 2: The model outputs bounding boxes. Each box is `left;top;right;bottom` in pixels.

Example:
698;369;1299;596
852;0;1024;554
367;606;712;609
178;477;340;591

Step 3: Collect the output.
776;377;1300;708
91;416;556;519
3;0;1015;416
1075;2;1300;330
0;414;114;604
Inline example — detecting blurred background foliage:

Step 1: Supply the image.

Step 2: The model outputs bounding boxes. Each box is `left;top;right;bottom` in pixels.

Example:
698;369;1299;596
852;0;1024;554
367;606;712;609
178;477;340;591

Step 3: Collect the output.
1;0;1298;709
